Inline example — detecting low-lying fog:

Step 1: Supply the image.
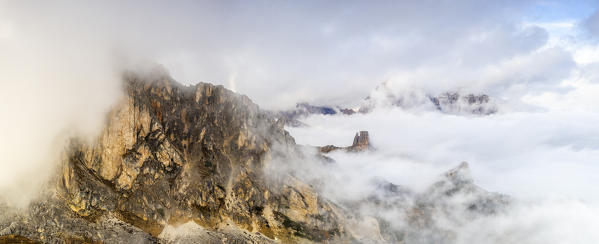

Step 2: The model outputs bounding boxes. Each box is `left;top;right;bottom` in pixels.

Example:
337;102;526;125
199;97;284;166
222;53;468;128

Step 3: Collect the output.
286;104;599;243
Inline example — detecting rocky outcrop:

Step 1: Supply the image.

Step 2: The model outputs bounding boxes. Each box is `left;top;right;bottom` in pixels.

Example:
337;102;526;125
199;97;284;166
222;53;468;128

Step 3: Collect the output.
319;131;372;153
350;131;370;152
0;194;157;243
0;70;349;243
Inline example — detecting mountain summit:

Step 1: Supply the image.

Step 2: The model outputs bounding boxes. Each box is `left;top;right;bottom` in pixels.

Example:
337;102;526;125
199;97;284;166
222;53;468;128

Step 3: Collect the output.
0;70;348;243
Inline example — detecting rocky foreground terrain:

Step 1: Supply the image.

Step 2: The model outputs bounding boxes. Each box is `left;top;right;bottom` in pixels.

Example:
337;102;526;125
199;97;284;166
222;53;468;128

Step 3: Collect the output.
0;70;508;243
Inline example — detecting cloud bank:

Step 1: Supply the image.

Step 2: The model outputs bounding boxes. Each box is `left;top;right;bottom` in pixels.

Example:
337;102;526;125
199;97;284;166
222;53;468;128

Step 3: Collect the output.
284;105;599;243
1;1;575;109
1;2;599;243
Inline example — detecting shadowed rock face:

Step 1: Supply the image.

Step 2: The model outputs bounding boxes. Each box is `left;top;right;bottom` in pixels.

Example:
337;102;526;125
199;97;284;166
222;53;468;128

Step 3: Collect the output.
59;71;350;243
0;70;348;243
0;235;38;244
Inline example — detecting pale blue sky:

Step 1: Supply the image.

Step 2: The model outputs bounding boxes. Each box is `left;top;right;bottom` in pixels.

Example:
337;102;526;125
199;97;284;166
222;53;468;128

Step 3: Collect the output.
528;0;596;22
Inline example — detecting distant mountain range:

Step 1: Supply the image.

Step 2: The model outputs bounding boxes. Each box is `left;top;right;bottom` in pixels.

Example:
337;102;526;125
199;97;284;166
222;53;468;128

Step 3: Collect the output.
276;82;498;127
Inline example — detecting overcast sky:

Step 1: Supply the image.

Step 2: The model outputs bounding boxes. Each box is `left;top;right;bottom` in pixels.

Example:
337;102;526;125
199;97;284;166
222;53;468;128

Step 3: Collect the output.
2;0;599;109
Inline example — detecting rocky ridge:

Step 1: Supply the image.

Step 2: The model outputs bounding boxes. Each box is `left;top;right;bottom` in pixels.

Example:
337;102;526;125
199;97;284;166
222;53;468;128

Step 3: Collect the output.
277;82;498;127
0;71;508;244
356;81;498;116
0;70;348;243
318;131;372;153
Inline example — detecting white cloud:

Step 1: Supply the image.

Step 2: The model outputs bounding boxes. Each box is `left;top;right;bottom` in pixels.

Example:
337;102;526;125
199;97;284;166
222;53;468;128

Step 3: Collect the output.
1;1;599;242
455;200;599;244
0;1;556;109
285;103;599;242
289;106;599;201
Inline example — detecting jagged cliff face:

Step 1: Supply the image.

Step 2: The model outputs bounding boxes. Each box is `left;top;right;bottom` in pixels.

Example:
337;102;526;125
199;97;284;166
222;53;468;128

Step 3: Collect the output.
0;71;347;243
58;72;349;243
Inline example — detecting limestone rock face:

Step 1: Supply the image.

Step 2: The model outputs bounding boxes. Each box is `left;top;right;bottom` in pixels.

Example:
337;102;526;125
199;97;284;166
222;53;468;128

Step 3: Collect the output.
1;71;348;243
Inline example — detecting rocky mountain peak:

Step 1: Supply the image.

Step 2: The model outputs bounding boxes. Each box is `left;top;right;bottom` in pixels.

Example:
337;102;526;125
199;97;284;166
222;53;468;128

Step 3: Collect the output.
0;71;349;243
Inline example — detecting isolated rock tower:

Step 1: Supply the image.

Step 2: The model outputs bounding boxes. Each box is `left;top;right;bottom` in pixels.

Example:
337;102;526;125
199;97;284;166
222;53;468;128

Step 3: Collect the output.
350;131;370;152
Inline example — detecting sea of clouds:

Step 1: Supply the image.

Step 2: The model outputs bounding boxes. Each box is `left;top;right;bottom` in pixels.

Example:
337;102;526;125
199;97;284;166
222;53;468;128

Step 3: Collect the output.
284;98;599;243
1;1;599;242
